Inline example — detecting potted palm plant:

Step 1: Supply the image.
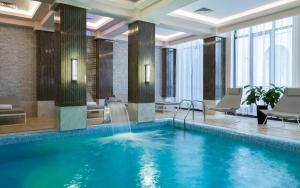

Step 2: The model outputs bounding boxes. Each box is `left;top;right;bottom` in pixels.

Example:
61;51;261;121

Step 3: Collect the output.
243;85;283;124
262;84;284;109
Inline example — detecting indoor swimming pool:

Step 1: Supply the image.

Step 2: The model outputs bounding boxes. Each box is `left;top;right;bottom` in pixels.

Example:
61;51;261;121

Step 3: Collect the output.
0;120;300;188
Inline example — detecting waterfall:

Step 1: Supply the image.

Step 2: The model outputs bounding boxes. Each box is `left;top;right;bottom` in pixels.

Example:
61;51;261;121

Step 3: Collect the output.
108;101;131;134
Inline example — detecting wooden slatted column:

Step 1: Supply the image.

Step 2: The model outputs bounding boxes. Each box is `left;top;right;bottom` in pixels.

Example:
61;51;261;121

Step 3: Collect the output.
55;4;87;131
128;21;155;122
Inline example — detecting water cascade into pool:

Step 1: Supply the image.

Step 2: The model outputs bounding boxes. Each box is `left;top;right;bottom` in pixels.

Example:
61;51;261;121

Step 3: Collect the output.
108;101;131;134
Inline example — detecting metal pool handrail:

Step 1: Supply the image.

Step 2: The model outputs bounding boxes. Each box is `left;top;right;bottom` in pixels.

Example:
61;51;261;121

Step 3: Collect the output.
173;99;206;129
173;99;193;125
183;102;194;129
192;100;206;122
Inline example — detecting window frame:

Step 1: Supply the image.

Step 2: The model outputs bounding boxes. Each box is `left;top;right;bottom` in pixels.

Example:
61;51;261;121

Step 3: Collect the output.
233;18;293;87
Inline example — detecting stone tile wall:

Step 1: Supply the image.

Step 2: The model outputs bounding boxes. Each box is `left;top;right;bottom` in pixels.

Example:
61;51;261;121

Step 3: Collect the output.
113;40;128;102
113;40;163;103
86;37;96;99
0;25;164;117
155;45;163;102
0;24;37;116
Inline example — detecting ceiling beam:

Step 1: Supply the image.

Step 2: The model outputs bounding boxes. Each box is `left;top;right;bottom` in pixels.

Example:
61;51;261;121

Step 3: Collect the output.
80;0;160;11
135;0;161;10
34;11;55;32
54;0;133;20
0;15;34;28
167;35;205;46
96;21;128;38
32;3;51;21
140;0;196;19
53;0;210;40
157;16;212;35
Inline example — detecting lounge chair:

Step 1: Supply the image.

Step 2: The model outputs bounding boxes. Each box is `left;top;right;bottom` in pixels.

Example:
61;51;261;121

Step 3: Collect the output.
0;96;26;125
206;88;243;114
86;93;104;118
262;88;300;126
155;101;180;112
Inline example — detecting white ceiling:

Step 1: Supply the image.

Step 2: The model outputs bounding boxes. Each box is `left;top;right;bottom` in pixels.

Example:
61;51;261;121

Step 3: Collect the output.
181;0;278;18
169;0;300;27
156;27;179;35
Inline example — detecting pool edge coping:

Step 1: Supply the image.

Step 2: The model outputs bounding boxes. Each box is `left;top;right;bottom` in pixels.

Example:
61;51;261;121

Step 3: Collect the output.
174;119;300;153
1;118;300;153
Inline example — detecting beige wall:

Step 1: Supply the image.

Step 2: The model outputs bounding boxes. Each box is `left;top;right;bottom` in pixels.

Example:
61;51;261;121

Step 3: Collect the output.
0;24;37;116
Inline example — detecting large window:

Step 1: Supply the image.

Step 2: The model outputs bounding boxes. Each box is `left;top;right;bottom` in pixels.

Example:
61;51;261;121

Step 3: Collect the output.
233;17;293;115
175;40;203;109
233;17;293;88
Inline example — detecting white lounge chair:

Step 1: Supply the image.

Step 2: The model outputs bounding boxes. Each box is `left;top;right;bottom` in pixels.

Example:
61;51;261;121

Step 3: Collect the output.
0;96;26;125
207;88;243;114
155;101;180;112
86;93;104;119
262;88;300;126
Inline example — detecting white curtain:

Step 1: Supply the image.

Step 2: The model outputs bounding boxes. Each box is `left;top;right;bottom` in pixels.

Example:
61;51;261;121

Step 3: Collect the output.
293;15;300;87
274;18;293;87
175;40;203;109
234;16;295;115
252;22;271;86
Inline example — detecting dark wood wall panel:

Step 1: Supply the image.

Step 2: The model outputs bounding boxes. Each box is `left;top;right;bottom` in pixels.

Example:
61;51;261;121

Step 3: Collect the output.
87;37;96;99
203;36;226;100
96;39;113;99
128;21;155;103
162;48;176;98
55;4;87;106
36;31;58;101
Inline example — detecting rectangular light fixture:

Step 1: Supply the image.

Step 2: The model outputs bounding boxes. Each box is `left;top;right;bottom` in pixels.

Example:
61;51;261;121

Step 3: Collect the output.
71;58;78;81
145;64;151;84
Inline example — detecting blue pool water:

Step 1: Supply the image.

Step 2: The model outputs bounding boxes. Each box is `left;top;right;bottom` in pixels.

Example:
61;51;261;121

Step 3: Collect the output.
0;125;300;188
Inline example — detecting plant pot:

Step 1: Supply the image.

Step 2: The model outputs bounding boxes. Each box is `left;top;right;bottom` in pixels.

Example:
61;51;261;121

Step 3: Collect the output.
257;105;268;124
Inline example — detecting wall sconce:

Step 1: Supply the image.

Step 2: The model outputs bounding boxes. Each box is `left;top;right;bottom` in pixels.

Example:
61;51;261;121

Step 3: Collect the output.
71;58;78;81
145;64;151;84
